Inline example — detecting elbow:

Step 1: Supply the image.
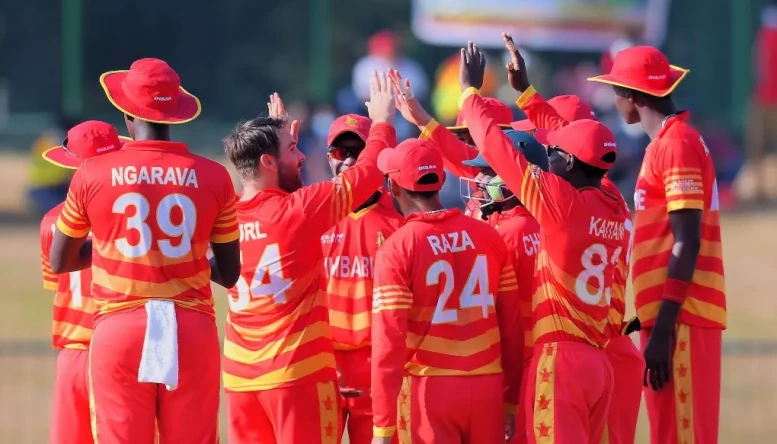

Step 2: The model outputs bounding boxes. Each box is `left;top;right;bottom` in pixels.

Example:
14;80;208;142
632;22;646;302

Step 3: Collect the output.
49;257;65;275
221;269;241;289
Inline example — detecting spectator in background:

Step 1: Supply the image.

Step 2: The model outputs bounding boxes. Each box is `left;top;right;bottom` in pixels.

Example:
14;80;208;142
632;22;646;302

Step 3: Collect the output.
352;31;428;139
27;115;79;216
747;2;777;202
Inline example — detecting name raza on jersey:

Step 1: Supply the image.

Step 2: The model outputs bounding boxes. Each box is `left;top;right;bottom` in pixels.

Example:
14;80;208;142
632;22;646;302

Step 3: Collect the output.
589;216;625;241
427;230;475;256
111;166;199;188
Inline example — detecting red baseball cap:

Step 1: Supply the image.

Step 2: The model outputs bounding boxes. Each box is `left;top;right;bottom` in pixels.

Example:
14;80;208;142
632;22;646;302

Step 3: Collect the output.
100;58;201;124
327;114;371;146
535;120;617;170
447;97;513;131
587;46;689;97
511;95;597;131
42;120;130;169
377;139;445;192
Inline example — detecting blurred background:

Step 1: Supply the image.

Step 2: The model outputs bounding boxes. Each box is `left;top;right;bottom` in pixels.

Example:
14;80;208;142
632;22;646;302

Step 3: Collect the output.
0;0;776;442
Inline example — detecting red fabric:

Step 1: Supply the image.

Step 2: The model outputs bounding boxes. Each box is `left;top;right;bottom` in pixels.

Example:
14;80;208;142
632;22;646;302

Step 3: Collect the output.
588;46;687;97
376;138;444;191
604;336;643;444
401;375;505;444
511;94;597;131
641;325;722;444
534;120;617;170
328;114;372;146
50;349;92;444
755;29;777;104
43;121;128;168
524;342;613;444
90;307;220;443
510;360;533;444
334;349;394;444
455;97;514;127
226;381;341;444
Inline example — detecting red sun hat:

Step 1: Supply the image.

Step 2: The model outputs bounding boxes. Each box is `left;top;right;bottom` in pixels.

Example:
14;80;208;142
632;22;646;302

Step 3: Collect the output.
100;58;202;124
511;95;598;131
377;139;445;192
448;97;513;131
587;46;689;97
535;120;617;170
327;114;371;146
42;120;131;169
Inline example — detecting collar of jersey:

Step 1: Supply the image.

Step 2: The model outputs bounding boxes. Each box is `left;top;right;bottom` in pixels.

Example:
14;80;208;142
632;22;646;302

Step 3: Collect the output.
498;205;531;219
403;208;461;225
655;110;690;139
121;140;189;152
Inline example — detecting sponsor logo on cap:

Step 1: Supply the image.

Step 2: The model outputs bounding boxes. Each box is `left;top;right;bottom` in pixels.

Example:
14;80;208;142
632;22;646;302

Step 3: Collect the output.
154;96;173;102
647;75;667;80
96;145;116;153
604;142;617;148
418;165;437;171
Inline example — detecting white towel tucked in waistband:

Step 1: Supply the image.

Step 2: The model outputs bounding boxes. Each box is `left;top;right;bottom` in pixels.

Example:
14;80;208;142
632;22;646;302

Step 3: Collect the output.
138;300;179;391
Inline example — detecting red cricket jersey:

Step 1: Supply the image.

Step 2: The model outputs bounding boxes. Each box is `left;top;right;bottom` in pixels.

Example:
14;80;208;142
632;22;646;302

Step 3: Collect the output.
462;90;631;348
493;206;540;362
515;89;635;334
632;112;726;329
321;189;402;351
55;141;239;320
222;123;396;392
41;203;96;350
371;208;523;435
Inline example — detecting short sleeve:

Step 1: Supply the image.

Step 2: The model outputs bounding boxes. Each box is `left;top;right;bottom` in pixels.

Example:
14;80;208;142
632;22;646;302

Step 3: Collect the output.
55;167;91;238
211;172;240;243
657;139;706;212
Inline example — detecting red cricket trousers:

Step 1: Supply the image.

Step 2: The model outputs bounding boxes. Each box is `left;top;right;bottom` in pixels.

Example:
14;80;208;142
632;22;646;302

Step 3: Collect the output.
335;348;396;444
50;348;93;444
89;306;220;444
226;380;341;444
524;342;613;444
641;324;722;444
604;335;644;444
397;374;504;444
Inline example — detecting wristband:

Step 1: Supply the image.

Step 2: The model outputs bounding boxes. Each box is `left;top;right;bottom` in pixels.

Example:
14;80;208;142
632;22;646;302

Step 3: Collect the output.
662;278;690;304
373;425;396;438
458;87;481;110
515;85;537;108
419;119;439;140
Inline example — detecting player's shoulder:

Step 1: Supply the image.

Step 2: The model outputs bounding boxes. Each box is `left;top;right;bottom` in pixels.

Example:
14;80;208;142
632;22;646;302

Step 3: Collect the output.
40;202;65;231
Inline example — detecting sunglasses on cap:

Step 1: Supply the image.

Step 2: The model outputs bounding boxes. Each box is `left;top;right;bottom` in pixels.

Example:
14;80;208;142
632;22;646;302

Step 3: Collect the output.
60;137;79;158
328;144;364;161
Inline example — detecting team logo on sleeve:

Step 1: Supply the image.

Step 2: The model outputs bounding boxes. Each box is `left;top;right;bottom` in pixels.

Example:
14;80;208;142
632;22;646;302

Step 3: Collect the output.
530;165;542;180
376;230;385;247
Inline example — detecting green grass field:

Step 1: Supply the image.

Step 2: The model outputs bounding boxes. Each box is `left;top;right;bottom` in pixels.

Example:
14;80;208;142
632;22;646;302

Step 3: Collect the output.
0;154;775;442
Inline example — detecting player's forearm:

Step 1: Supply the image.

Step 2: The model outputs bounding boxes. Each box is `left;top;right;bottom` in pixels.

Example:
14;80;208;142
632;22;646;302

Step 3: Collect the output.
344;122;396;205
50;236;91;273
459;89;530;195
420;120;480;179
516;85;569;130
370;346;404;437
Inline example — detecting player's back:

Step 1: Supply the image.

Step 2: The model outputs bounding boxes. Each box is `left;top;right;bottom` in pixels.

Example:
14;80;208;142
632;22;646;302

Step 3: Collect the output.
41;202;96;350
70;140;236;319
223;190;339;391
386;208;509;376
534;186;631;348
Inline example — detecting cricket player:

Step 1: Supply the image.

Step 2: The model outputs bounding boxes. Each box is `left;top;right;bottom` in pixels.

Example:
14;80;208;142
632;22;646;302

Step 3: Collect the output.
458;37;632;443
321;113;403;444
221;72;397;444
589;45;726;444
39;120;129;444
387;68;513;223
371;138;524;444
49;58;241;444
507;56;644;444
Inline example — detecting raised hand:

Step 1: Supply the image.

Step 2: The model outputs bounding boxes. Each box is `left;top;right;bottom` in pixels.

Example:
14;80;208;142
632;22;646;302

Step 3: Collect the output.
267;92;300;142
388;69;432;127
365;70;396;124
502;32;530;93
459;41;486;91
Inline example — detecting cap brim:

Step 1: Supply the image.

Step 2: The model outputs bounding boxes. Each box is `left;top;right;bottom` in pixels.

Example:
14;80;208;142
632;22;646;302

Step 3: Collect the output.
461;155;490;168
100;71;202;124
510;119;536;131
587;65;689;98
42;136;132;169
445;124;513;132
327;128;368;147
